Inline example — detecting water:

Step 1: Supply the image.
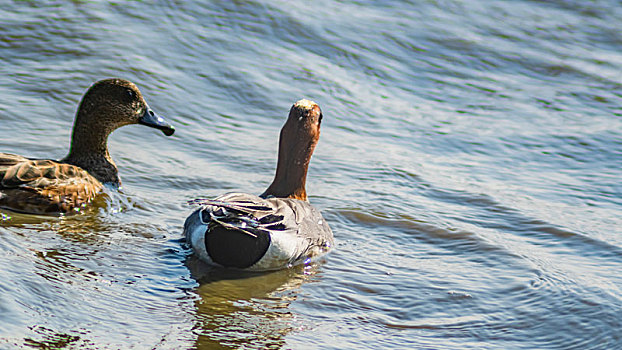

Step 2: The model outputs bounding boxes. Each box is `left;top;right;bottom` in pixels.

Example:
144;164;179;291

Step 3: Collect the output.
1;0;621;349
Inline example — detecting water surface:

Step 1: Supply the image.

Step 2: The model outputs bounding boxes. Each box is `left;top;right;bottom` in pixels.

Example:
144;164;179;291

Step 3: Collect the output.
1;0;621;349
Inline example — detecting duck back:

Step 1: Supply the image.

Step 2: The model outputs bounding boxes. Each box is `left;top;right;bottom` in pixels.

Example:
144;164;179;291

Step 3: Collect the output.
184;193;333;271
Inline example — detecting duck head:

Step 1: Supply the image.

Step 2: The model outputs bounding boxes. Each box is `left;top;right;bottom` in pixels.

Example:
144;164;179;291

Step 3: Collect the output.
261;99;323;201
74;78;175;136
63;78;175;184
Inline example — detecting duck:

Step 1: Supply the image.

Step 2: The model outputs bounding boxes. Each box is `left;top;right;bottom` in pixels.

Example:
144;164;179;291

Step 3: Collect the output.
0;78;175;215
184;99;334;271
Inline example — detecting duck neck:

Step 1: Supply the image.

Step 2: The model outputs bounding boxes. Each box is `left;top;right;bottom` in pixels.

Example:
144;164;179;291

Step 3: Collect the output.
62;112;120;185
261;130;315;201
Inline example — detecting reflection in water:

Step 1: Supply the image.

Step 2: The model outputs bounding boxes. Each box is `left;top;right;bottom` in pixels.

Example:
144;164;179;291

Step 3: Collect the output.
0;214;114;347
188;256;321;349
0;200;197;349
22;326;88;350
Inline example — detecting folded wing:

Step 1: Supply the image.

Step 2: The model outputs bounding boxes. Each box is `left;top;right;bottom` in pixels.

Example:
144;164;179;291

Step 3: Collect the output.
186;192;333;270
0;152;103;214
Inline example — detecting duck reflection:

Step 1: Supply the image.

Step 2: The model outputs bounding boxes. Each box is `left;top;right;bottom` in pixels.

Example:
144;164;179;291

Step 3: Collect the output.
0;190;149;286
187;256;322;349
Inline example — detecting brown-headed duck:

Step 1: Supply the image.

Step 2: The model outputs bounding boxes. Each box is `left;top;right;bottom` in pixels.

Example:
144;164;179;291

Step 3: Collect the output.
184;99;333;271
0;78;175;215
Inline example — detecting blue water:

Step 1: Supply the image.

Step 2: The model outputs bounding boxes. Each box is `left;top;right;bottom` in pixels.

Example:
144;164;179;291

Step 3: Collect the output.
1;1;621;349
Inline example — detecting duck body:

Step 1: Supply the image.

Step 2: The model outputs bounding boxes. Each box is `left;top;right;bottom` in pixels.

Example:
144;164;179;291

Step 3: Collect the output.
184;99;334;271
184;192;333;271
0;153;102;214
0;78;175;215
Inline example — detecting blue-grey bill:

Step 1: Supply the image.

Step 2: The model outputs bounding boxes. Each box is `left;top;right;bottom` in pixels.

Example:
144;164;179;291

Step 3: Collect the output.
139;108;175;136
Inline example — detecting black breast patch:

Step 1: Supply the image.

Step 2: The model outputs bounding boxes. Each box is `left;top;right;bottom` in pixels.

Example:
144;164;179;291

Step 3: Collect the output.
205;225;271;269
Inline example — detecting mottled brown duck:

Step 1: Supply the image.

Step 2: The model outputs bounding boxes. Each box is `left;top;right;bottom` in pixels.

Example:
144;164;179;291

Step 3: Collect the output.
0;78;175;215
184;99;333;271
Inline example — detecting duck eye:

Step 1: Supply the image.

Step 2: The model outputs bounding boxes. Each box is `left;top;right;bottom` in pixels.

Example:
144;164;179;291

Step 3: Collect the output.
126;89;135;99
318;113;323;125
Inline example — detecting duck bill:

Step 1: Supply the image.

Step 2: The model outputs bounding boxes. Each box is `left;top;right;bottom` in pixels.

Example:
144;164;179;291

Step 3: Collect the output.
138;107;175;136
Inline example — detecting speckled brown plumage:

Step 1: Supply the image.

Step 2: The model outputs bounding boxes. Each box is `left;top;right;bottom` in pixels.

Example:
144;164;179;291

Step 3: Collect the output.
0;78;175;215
0;153;102;214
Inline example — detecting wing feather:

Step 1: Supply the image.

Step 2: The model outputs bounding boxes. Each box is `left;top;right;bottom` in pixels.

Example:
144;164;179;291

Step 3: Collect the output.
0;152;103;214
187;192;334;270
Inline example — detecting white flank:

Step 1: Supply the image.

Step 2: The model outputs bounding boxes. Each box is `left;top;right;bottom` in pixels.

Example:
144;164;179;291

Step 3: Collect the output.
249;230;299;271
188;223;217;266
